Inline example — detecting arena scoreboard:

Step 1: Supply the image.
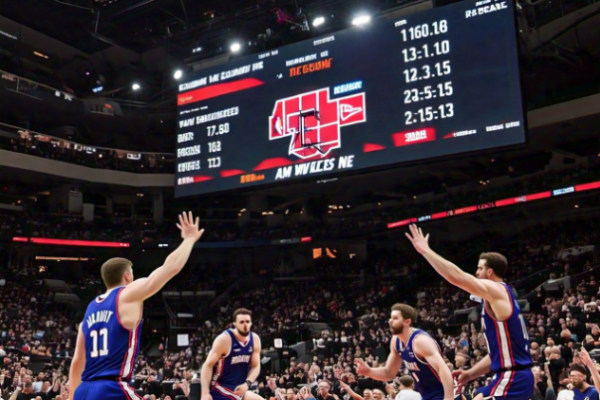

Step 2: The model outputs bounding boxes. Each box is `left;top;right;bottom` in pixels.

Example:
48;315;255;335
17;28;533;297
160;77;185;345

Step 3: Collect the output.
175;0;525;197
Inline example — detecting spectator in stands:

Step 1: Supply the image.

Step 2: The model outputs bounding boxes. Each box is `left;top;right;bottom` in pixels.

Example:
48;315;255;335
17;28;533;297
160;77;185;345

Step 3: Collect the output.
394;376;421;400
317;381;335;400
568;365;598;400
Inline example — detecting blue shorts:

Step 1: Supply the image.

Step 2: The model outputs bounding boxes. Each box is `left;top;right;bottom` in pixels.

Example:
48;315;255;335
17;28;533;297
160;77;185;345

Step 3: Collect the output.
476;369;534;400
74;380;142;400
211;383;245;400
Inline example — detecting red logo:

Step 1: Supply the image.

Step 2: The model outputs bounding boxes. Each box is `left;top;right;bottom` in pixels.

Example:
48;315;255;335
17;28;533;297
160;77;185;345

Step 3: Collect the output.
269;88;366;159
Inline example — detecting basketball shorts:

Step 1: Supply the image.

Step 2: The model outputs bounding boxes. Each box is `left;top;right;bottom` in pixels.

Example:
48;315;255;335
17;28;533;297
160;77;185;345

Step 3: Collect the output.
475;369;534;400
211;382;245;400
74;379;142;400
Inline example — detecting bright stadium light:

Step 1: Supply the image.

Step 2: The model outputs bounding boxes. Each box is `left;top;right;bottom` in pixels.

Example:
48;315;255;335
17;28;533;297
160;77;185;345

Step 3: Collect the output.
230;42;241;53
313;16;325;27
174;69;183;80
132;83;141;91
352;14;371;26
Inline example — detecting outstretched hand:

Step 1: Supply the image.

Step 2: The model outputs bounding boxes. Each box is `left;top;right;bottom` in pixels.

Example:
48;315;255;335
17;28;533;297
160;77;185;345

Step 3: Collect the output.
177;211;204;241
405;224;431;254
580;346;595;368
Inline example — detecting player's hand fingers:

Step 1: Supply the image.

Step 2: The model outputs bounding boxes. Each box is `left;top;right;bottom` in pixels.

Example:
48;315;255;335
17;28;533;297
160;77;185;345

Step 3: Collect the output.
195;216;200;228
405;232;414;242
179;214;184;227
425;233;429;241
176;223;183;231
188;211;193;226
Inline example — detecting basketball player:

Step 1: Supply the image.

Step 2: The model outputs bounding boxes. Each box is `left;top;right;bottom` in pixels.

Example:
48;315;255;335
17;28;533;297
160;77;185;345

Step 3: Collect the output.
354;303;454;400
201;308;264;400
69;211;204;400
405;225;533;400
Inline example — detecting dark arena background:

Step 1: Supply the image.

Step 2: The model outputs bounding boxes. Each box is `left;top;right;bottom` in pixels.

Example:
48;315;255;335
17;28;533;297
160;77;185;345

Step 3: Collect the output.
0;0;600;399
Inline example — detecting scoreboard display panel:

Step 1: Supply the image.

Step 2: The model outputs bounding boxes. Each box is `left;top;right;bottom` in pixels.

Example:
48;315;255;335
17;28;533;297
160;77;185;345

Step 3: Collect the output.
175;0;524;197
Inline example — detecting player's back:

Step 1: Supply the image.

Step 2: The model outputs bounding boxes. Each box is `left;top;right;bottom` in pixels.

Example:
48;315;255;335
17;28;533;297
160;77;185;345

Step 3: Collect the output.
397;330;444;400
482;282;532;373
212;330;254;390
81;286;142;381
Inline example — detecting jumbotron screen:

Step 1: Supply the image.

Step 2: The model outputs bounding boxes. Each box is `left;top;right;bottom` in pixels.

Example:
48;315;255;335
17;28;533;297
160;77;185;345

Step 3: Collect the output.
175;0;524;197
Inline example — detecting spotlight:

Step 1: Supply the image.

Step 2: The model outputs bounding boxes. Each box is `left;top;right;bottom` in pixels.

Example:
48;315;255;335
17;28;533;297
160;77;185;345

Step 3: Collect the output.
230;42;241;53
132;83;141;91
352;14;371;26
313;16;325;27
174;70;183;80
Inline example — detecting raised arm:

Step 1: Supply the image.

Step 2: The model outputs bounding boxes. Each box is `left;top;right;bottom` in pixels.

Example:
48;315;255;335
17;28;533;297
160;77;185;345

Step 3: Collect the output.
405;225;508;304
413;335;454;400
120;212;204;303
354;339;402;382
338;381;365;400
580;347;600;394
201;333;230;400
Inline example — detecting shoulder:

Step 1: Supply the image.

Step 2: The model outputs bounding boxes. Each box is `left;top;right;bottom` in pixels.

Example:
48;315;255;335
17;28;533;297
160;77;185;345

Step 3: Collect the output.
214;331;232;347
412;333;436;347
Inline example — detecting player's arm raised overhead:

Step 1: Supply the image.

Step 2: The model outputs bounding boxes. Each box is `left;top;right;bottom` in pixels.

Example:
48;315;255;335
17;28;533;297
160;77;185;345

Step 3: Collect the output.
412;335;454;400
580;347;600;393
405;224;507;303
120;211;204;304
68;323;87;399
354;339;402;382
201;333;231;400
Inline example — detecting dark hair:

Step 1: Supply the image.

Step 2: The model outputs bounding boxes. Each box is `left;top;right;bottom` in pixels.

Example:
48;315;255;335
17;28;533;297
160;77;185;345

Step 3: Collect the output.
391;304;417;325
479;252;508;278
399;375;415;388
569;365;588;376
233;308;252;322
100;257;132;288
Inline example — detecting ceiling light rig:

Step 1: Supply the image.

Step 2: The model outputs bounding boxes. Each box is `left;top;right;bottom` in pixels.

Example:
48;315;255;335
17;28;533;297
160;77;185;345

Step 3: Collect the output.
276;8;310;31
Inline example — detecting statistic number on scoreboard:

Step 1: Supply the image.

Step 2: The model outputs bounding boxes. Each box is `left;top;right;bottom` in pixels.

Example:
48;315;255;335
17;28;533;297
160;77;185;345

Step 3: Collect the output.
403;82;453;104
403;61;451;83
207;157;222;168
399;20;448;42
404;103;454;125
208;141;222;153
207;123;230;137
401;41;451;63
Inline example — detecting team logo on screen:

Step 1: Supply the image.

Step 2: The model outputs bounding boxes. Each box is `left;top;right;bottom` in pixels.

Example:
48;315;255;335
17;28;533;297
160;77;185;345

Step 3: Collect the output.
269;88;366;159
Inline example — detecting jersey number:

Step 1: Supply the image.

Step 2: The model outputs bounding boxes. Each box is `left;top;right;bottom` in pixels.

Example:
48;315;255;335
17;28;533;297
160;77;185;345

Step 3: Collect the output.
90;328;109;358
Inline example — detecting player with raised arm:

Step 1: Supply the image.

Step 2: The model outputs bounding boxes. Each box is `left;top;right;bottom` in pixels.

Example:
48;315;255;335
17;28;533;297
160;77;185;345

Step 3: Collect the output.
201;308;264;400
354;303;454;400
405;225;533;400
69;211;204;400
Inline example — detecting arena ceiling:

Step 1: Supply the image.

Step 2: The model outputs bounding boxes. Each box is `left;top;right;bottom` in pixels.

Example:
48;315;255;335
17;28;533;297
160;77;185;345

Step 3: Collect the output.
0;0;396;56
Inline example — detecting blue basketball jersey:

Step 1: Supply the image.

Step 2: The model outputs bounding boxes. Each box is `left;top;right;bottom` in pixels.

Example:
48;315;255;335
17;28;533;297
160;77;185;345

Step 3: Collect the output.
574;386;599;400
81;286;143;381
481;282;532;374
396;329;445;400
211;330;254;390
